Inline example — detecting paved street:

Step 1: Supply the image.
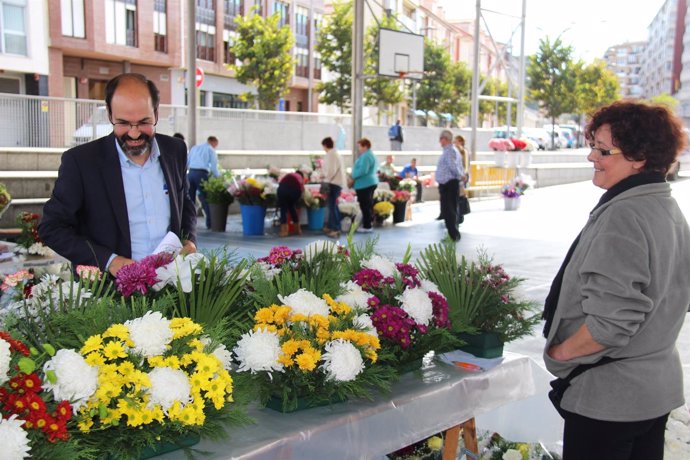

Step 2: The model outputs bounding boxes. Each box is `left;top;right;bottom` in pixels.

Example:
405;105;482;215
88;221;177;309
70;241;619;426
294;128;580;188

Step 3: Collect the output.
196;173;690;403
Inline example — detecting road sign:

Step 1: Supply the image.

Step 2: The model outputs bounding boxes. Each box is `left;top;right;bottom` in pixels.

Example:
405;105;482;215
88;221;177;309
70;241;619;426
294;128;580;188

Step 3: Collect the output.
195;67;204;88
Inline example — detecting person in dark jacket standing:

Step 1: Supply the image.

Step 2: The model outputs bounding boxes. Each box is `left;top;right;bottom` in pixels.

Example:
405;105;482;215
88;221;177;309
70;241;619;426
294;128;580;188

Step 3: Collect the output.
277;170;305;237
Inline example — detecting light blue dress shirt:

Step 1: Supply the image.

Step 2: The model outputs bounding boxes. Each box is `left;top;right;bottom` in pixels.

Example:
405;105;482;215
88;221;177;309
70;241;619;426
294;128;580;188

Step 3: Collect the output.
435;143;463;184
187;142;220;177
114;138;171;261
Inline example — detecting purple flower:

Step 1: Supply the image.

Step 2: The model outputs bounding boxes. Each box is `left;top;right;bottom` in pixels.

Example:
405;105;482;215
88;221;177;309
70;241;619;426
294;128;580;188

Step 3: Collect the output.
115;252;174;297
428;291;450;329
371;305;417;349
353;268;385;290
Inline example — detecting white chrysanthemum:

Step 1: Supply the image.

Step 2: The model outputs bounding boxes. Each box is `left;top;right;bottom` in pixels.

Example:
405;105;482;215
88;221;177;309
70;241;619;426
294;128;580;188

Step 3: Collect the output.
0;338;10;386
353;313;378;338
125;311;173;358
147;367;191;411
153;253;207;292
0;415;31;459
212;345;234;371
335;281;371;310
397;287;434;326
43;349;98;411
278;289;329;317
362;255;397;278
28;242;54;257
304;240;338;262
321;339;364;382
233;328;284;374
28;274;60;299
419;279;441;295
256;262;282;281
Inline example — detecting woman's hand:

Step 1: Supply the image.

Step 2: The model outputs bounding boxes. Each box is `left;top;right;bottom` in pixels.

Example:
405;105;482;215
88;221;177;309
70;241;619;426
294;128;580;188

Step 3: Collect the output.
548;323;606;361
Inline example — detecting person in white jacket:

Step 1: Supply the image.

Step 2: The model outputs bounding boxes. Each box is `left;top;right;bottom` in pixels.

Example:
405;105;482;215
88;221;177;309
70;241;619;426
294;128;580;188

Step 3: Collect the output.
321;137;346;238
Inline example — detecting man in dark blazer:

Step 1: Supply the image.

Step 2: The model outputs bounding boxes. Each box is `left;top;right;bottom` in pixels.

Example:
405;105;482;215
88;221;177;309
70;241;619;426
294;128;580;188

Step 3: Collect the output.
39;73;197;275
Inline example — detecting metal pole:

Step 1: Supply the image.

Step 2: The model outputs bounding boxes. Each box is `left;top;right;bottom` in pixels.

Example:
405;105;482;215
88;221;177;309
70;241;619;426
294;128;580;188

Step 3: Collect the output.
352;0;365;161
516;0;527;137
186;0;197;147
470;0;481;162
411;81;417;127
307;0;314;111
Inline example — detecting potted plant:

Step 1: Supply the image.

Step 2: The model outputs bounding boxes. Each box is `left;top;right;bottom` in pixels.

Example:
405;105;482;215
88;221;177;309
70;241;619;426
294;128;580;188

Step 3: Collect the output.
301;188;328;230
373;201;394;225
500;177;529;211
0;182;11;219
229;176;278;236
416;243;540;358
201;172;235;232
390;190;411;224
15;212;53;257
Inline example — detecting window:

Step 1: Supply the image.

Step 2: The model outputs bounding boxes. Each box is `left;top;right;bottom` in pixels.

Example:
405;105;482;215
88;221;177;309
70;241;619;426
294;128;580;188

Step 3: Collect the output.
213;91;248;109
196;0;215;61
295;47;308;78
313;13;322;43
223;29;237;65
313;54;321;80
224;0;241;28
249;0;262;15
153;0;167;52
294;6;308;48
273;1;289;28
61;0;85;38
196;0;214;25
105;0;137;47
1;0;27;55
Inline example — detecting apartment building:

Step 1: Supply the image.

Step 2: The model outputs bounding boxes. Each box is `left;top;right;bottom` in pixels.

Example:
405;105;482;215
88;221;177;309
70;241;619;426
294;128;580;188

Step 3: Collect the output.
45;0;323;111
603;41;645;99
640;0;677;98
0;0;50;95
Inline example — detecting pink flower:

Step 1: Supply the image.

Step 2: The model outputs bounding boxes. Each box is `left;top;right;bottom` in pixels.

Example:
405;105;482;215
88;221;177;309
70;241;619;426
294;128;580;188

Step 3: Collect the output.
115;253;174;297
75;265;102;281
1;270;33;291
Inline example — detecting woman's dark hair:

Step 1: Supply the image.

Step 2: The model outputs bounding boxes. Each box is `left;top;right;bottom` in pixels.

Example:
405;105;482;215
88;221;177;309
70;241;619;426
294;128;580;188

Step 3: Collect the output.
105;73;160;117
173;132;185;140
357;138;371;149
321;137;334;149
586;100;686;173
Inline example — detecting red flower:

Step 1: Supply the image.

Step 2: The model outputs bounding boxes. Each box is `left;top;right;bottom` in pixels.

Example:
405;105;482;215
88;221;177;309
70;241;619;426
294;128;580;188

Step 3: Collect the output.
24;392;47;413
54;400;73;421
0;331;30;356
20;373;43;393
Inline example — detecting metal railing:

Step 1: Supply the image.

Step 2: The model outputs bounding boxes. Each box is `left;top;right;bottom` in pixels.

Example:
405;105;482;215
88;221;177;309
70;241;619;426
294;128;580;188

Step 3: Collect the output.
0;93;355;149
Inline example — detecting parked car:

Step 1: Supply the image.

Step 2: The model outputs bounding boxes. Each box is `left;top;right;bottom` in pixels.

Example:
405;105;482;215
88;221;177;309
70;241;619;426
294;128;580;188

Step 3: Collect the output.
521;127;548;150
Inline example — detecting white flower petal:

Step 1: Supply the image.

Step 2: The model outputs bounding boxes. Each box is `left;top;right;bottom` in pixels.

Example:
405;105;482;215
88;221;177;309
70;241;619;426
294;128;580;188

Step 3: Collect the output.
125;311;173;358
0;415;31;459
278;289;329;317
233;328;284;374
147;367;191;411
397;287;434;326
321;339;364;382
361;255;397;278
43;349;98;411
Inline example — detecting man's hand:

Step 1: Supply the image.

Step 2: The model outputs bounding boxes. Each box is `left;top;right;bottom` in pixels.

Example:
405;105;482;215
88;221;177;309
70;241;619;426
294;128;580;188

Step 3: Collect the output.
108;255;135;277
181;240;197;255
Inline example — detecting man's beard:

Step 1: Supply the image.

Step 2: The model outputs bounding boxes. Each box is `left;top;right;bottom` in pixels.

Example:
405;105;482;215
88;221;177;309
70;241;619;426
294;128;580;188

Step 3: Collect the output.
117;132;152;157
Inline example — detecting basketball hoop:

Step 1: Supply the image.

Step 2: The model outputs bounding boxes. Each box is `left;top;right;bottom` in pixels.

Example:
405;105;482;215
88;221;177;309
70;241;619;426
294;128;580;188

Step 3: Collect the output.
398;72;407;80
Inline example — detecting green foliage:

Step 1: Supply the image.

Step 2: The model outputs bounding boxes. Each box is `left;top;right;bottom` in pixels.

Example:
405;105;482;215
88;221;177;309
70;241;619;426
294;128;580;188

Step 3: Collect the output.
229;10;295;109
201;171;234;205
440;61;472;125
413;39;453;126
649;92;679;110
316;1;353;112
527;37;578;131
575;59;620;116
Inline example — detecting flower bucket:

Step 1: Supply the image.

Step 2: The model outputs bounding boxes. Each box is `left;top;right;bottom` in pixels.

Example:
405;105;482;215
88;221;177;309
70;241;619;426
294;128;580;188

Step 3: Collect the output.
209;203;229;232
307;207;326;230
519;151;532;168
392;201;407;223
240;204;266;236
494;151;506;167
266;393;348;413
503;196;521;211
458;332;504;358
506;152;519;168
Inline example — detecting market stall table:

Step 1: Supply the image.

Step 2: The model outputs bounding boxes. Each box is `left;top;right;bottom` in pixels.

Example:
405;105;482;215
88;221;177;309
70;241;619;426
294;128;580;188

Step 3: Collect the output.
161;352;541;460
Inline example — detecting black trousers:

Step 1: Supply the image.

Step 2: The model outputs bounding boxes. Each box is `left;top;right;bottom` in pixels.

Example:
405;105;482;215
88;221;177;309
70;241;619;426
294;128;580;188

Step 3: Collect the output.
355;185;376;229
277;183;301;224
562;410;669;460
438;179;461;241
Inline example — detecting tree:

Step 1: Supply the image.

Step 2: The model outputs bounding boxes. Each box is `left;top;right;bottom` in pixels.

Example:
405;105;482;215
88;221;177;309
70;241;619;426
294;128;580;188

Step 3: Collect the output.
229;11;295;110
527;37;578;148
316;1;352;113
364;16;403;121
440;61;472;126
575;59;619;116
649;92;679;110
412;39;452;126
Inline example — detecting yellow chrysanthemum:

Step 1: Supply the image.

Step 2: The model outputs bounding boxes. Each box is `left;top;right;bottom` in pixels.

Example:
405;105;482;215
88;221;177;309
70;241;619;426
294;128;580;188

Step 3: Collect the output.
253;324;278;334
254;307;275;324
84;352;106;367
295;352;318;372
273;306;292;325
323;294;352;316
196;355;220;375
290;313;308;323
365;348;378;363
170;317;202;339
277;354;294;367
77;417;93;432
281;339;300;357
102;324;130;341
103;341;128;361
187;338;205;352
80;334;103;355
246;177;259;187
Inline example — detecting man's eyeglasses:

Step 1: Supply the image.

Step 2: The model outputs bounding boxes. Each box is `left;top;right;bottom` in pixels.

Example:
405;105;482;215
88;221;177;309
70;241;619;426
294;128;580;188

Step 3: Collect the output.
112;120;157;131
589;143;622;156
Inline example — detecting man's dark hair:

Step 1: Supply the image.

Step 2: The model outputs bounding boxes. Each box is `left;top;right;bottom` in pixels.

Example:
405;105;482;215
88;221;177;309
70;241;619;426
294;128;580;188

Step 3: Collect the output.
321;137;334;149
105;73;160;118
173;132;185;140
208;136;218;143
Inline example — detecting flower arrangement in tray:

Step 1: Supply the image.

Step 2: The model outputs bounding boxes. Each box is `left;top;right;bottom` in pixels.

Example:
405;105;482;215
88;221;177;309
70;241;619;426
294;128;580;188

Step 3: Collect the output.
232;289;393;412
229;176;277;207
301;188;327;209
500;177;529;198
15;212;53;257
341;254;457;367
0;182;11;218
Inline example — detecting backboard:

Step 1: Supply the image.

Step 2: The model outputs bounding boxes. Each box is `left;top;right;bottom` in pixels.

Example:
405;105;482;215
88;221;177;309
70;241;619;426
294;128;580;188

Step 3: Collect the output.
378;28;424;80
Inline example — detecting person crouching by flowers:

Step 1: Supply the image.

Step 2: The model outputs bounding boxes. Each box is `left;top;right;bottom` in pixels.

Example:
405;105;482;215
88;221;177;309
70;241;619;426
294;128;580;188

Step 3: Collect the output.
277;170;305;237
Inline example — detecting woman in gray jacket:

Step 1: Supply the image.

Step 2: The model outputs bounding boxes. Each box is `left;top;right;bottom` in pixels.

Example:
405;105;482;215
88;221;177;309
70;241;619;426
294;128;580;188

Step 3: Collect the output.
542;101;690;459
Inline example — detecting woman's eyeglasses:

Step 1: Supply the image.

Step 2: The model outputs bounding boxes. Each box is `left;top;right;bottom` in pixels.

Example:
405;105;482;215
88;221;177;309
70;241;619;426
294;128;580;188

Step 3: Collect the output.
589;143;622;156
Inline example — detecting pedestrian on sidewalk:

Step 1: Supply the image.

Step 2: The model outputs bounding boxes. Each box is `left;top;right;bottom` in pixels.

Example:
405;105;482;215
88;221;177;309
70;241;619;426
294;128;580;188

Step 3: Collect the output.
322;137;346;238
388;120;404;151
542;100;690;460
187;136;220;229
435;130;462;241
277;170;305;237
351;138;378;233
